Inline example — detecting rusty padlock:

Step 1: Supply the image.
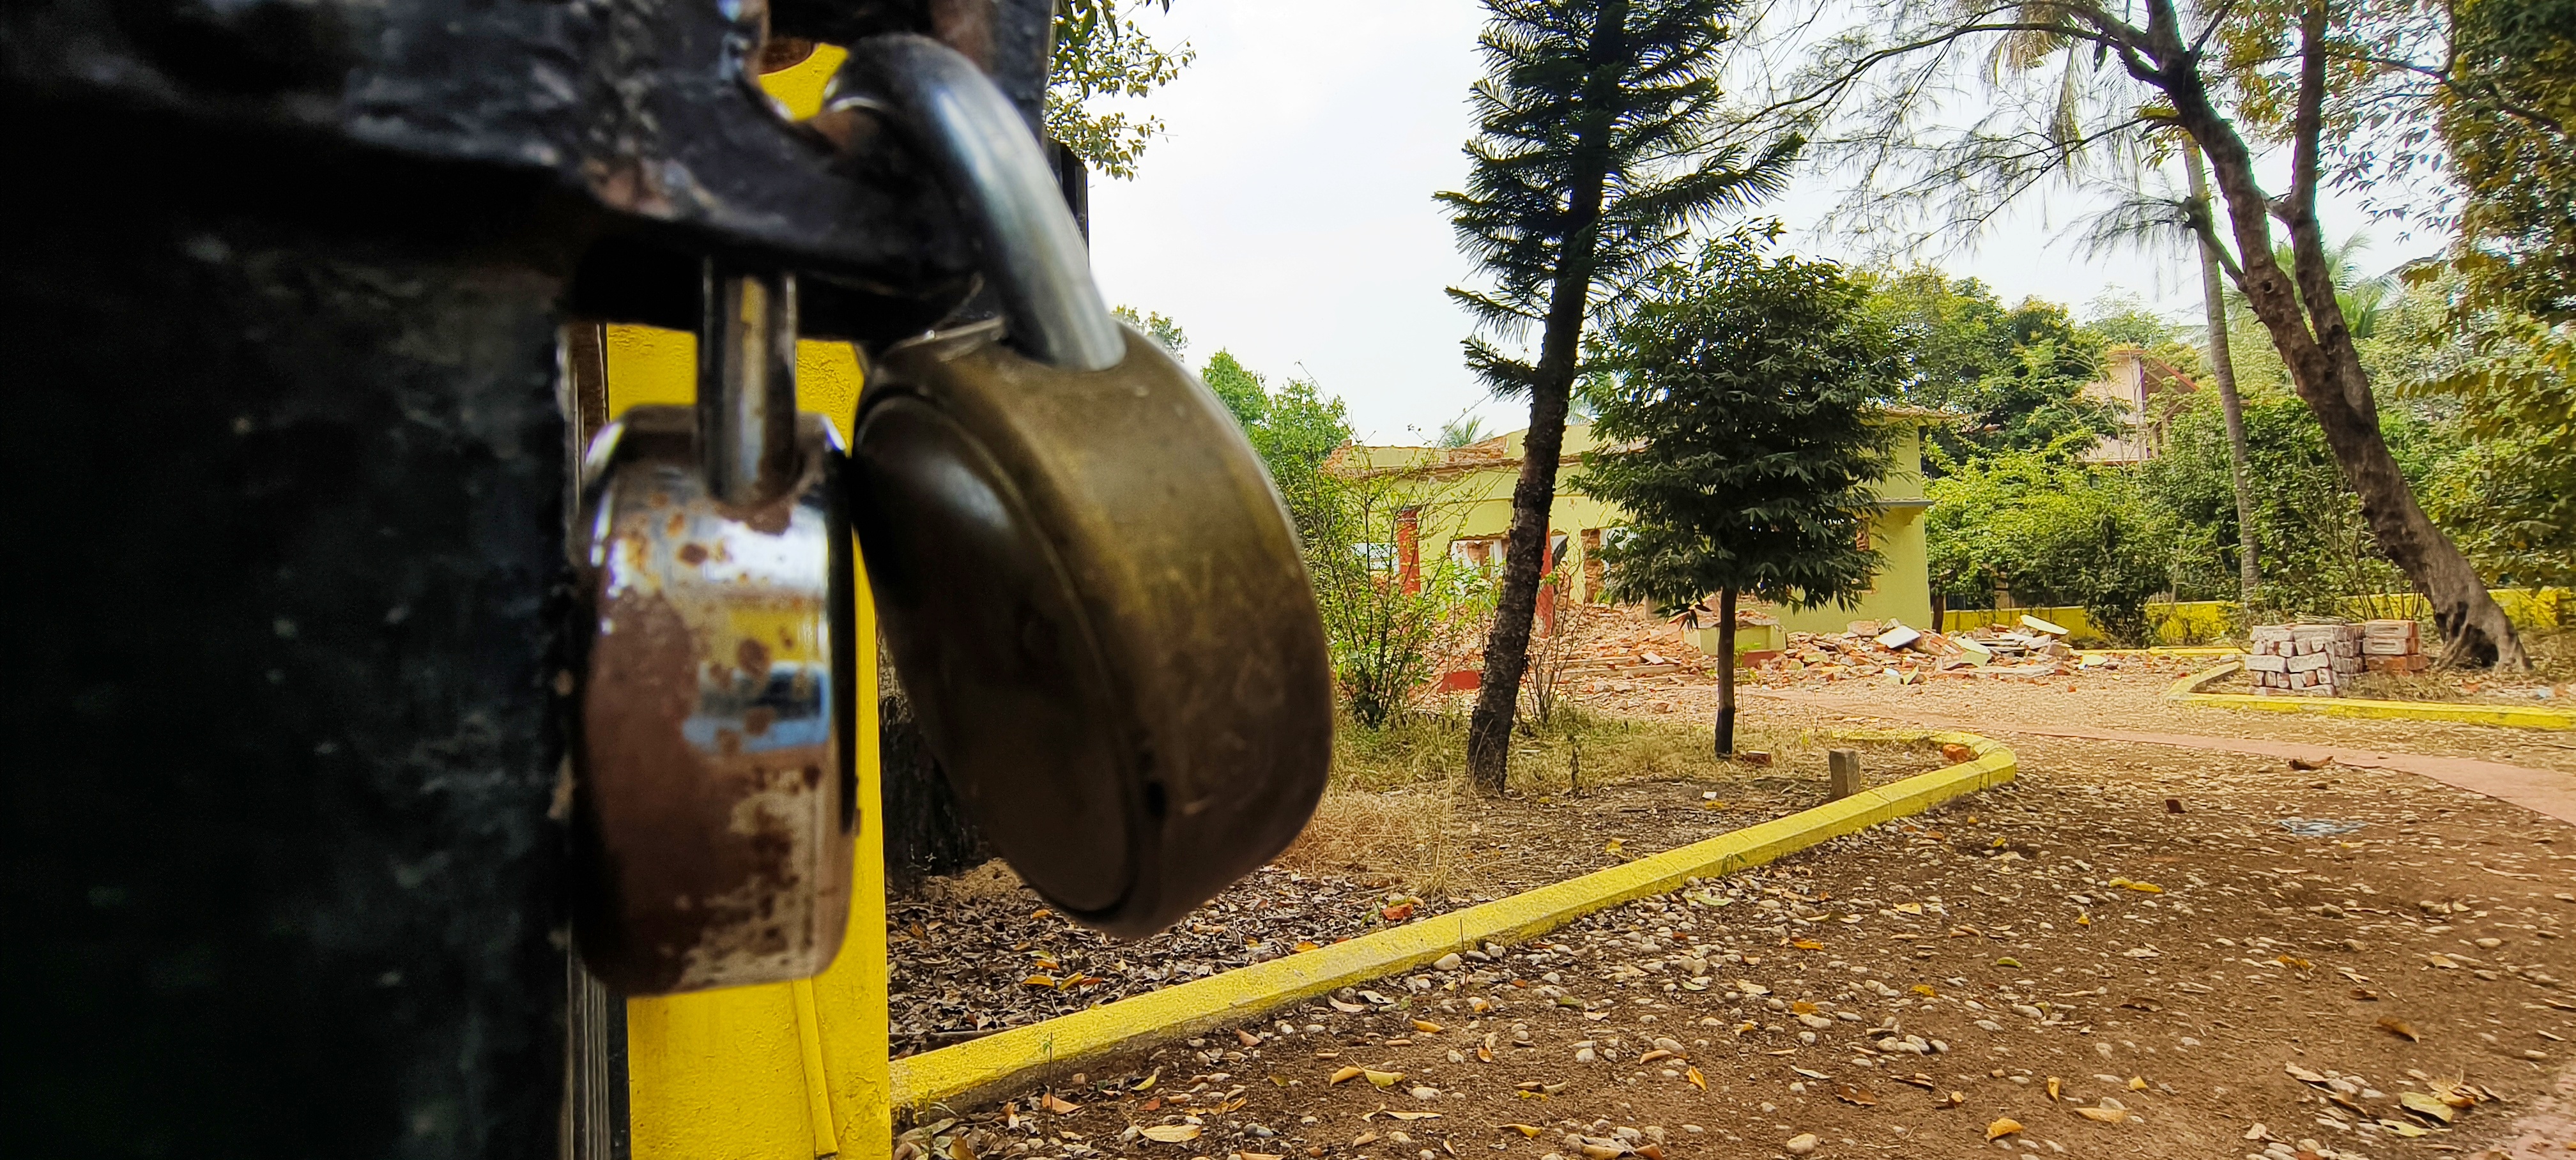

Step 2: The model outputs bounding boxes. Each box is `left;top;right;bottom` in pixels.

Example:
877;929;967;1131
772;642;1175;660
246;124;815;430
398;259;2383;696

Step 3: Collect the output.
830;37;1333;938
569;265;857;996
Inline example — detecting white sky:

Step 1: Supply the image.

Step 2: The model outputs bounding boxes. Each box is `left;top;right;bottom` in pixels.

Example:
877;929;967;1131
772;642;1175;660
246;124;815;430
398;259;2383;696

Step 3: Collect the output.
1084;1;2415;444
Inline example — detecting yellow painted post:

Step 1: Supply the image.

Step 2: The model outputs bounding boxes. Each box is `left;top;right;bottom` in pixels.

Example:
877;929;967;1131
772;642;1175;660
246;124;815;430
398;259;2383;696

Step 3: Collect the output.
606;324;893;1160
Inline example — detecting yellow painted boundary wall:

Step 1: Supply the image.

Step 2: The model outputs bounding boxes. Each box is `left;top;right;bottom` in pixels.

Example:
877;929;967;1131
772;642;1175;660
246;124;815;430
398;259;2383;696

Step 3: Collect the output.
886;731;2016;1116
1944;588;2571;645
2166;661;2576;731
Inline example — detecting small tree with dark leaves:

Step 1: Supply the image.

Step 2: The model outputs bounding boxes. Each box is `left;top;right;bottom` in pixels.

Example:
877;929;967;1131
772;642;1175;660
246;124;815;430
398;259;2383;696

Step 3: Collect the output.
1581;235;1894;755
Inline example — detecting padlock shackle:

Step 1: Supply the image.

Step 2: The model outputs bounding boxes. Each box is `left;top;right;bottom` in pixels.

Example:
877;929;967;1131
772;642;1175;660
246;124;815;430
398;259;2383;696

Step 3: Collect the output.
827;36;1126;373
699;264;802;507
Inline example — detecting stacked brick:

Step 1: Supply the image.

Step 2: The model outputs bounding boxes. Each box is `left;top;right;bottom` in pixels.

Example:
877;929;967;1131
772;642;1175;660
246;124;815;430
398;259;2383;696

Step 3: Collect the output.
2244;623;2364;694
2363;618;2428;673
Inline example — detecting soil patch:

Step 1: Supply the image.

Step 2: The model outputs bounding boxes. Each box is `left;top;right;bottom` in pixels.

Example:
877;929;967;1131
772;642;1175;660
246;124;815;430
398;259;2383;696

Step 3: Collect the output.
904;735;2574;1160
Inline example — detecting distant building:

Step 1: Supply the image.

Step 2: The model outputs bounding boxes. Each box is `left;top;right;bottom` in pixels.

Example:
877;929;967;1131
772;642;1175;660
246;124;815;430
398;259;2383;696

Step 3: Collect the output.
1330;417;1943;634
2078;344;2201;465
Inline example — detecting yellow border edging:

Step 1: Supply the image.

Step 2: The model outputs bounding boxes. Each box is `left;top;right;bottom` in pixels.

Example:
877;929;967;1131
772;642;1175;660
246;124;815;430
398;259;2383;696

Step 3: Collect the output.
886;729;2016;1113
2167;661;2576;730
2079;646;2244;658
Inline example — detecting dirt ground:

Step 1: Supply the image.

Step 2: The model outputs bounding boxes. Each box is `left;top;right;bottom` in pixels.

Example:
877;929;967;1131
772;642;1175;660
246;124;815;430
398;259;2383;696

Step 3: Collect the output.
901;673;2576;1160
889;742;1948;1057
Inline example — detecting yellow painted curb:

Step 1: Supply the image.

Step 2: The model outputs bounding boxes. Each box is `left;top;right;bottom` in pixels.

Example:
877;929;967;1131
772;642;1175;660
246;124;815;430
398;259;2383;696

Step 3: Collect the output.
887;730;2016;1114
2168;661;2576;730
2080;646;2244;658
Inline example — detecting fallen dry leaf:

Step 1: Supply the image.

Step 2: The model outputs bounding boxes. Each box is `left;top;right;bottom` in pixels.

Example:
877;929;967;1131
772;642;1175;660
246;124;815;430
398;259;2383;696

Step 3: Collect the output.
1294;941;1321;953
1236;1029;1260;1048
2284;1063;2328;1084
1329;998;1367;1013
2076;1107;2128;1124
1020;974;1059;988
1140;1124;1201;1144
1039;1094;1079;1115
1363;1069;1404;1088
1411;1019;1443;1034
2288;755;2334;771
1790;939;1825;950
1986;1117;2024;1140
1503;1126;1543;1138
2046;1076;2061;1101
2127;1077;2147;1091
1835;1084;1878;1106
1381;903;1415;922
1384;1111;1439;1121
1941;742;1975;763
1938;1091;1966;1109
1135;1069;1160;1092
1685;1066;1706;1091
2377;1017;2420;1042
2398;1092;2458;1124
1328;1066;1364;1085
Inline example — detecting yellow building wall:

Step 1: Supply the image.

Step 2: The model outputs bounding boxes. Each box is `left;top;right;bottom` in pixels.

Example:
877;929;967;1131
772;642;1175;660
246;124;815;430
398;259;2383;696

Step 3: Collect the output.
1386;422;1937;637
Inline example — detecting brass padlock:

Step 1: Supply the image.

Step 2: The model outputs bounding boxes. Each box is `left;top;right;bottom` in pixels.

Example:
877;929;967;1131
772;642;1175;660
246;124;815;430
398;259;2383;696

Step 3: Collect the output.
831;37;1333;938
570;267;857;995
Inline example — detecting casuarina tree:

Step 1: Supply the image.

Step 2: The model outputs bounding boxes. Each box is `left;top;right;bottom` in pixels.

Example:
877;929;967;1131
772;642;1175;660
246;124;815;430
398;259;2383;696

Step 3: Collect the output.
1723;0;2536;667
1440;0;1800;791
1580;234;1894;756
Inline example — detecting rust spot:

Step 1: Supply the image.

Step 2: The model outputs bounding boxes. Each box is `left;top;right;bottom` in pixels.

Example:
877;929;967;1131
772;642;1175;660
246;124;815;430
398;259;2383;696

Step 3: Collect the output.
735;637;772;682
743;706;776;736
677;542;709;565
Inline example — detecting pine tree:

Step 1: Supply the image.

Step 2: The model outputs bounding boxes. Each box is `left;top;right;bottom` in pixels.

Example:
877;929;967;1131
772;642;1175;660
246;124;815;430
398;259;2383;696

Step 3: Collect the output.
1440;0;1799;791
1581;235;1894;755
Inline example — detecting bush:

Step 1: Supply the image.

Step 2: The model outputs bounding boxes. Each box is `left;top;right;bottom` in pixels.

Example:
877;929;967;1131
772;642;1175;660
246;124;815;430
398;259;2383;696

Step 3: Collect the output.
1927;442;2176;644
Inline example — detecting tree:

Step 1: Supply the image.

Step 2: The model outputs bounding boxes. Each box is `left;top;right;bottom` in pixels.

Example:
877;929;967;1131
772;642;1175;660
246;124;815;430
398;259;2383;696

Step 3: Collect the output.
1049;1;1193;179
1439;0;1800;791
1581;236;1894;754
1928;443;2179;643
1852;270;2120;462
1727;0;2534;666
1435;413;1491;448
2439;0;2576;324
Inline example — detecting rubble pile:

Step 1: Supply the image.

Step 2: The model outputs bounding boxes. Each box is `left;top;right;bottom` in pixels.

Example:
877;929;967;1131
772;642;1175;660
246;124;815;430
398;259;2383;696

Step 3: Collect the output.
1755;614;2101;685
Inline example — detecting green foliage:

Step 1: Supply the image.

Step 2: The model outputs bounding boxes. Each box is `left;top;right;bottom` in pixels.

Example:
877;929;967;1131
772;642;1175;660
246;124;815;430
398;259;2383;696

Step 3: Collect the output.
2135;386;2454;616
1926;443;2176;644
1113;305;1188;356
1439;0;1800;398
1303;476;1494;729
2441;0;2576;323
2378;269;2576;587
1434;414;1491;449
1579;236;1896;614
1048;0;1194;179
1199;349;1267;428
1852;268;2121;464
1192;351;1485;727
1195;350;1353;547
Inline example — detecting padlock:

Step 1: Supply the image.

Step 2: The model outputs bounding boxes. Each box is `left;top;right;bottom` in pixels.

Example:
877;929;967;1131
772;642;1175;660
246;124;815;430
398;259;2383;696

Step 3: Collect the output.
569;265;857;996
830;37;1333;938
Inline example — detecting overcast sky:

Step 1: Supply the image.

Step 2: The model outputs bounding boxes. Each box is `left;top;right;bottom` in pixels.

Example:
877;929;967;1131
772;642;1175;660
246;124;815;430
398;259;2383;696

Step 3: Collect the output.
1083;1;2413;445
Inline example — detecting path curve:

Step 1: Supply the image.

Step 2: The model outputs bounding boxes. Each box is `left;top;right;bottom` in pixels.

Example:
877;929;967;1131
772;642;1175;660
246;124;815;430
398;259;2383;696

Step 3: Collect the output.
1774;701;2576;826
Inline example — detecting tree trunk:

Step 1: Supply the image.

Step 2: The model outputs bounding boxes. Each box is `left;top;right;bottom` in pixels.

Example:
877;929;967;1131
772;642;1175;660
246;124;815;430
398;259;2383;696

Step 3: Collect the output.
2182;145;2262;604
1466;0;1632;791
878;642;988;896
2148;0;2527;668
1713;589;1738;757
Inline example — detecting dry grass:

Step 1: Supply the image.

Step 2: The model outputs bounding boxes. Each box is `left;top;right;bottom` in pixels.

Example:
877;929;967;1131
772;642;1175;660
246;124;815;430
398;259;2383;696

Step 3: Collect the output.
1283;706;1869;894
1271;782;1459;894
